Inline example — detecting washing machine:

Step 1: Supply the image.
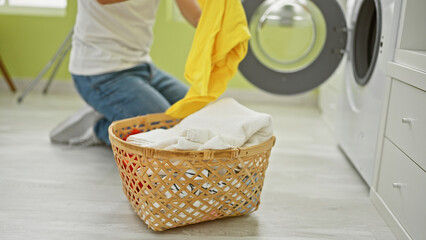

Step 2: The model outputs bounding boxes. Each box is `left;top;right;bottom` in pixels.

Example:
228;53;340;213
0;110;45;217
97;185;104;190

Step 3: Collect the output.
335;0;402;186
239;0;402;186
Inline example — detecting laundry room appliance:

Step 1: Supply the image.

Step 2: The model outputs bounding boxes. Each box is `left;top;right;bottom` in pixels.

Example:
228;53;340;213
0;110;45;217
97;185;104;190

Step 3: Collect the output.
240;0;347;95
239;0;402;186
335;0;402;186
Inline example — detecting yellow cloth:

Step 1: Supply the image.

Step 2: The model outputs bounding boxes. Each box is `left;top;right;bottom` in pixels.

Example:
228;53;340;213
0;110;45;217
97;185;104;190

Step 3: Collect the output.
165;0;251;119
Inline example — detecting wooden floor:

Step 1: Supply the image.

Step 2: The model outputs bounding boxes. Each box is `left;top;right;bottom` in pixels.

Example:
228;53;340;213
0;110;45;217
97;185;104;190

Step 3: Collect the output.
0;90;395;240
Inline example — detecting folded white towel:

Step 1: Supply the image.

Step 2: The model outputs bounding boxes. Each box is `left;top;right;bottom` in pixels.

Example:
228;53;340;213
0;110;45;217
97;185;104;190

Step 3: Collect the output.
126;98;273;150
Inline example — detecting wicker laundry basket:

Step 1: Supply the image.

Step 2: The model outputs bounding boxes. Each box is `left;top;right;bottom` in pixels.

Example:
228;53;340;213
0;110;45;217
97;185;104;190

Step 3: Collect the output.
108;113;275;231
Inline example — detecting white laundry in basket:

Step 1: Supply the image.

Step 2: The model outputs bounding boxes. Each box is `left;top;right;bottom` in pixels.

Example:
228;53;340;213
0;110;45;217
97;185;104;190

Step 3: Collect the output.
126;98;273;150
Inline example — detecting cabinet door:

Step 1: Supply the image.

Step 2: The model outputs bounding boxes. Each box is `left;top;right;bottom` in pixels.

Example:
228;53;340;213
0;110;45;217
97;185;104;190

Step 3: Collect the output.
377;139;426;240
386;79;426;171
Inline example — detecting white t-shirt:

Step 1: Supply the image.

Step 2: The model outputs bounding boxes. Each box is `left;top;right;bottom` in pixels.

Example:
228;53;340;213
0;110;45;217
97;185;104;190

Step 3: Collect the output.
69;0;160;76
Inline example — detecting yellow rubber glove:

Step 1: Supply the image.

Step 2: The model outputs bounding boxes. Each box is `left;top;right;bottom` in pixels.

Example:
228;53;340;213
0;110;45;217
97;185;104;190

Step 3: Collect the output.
165;0;251;119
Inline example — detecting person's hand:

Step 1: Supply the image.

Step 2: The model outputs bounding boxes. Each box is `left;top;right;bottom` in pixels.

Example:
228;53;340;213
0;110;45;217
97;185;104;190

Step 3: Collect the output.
97;0;127;5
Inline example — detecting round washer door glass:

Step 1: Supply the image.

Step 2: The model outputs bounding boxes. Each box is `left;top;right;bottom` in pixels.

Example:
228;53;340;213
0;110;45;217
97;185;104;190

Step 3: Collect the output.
351;0;381;86
240;0;347;95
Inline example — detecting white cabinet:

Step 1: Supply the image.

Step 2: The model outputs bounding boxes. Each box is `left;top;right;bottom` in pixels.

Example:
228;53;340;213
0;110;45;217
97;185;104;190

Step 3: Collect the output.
385;80;426;171
371;63;426;240
378;137;426;240
370;1;426;238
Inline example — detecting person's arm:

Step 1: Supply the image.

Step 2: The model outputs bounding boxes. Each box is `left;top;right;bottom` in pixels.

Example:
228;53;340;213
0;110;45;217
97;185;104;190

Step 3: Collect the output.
175;0;201;27
97;0;127;5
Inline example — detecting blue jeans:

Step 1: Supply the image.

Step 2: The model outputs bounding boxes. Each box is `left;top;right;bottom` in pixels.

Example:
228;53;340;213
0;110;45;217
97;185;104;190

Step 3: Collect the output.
72;63;188;145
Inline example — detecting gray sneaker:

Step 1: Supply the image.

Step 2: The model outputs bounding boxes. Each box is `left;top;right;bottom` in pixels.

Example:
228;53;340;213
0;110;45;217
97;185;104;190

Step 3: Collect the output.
68;126;103;146
50;105;103;145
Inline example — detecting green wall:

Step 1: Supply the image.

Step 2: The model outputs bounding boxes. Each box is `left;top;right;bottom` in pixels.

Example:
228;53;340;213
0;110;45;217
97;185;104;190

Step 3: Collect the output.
0;1;253;89
0;1;76;81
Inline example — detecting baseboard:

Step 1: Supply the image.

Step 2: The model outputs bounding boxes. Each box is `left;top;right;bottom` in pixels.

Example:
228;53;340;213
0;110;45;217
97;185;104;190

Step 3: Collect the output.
369;189;412;240
0;77;78;95
1;78;318;106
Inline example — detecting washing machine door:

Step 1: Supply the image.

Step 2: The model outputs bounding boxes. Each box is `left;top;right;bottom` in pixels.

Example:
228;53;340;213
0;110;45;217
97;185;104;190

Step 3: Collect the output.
240;0;347;95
